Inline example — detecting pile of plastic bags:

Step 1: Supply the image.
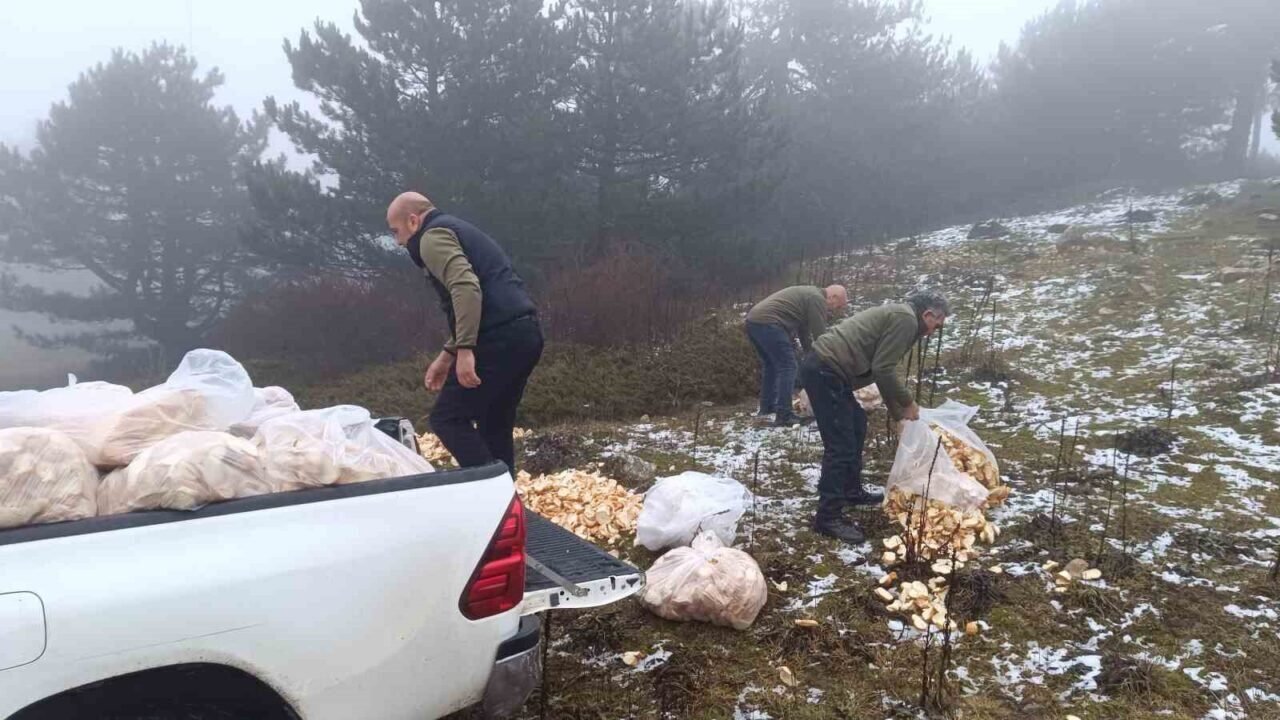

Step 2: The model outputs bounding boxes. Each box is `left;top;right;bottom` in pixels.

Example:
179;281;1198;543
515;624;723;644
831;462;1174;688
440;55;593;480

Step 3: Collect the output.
0;349;434;529
634;472;767;630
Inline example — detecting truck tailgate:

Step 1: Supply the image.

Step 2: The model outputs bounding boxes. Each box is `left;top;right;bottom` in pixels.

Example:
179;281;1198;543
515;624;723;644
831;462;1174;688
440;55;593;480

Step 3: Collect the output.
522;511;644;614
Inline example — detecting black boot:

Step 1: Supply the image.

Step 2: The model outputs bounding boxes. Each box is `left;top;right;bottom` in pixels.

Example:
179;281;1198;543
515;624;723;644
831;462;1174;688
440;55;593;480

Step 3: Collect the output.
774;413;814;428
846;487;884;506
811;516;866;543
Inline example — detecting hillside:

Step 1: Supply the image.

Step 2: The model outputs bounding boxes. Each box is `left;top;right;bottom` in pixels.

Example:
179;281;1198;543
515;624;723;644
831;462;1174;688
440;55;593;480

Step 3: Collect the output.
493;179;1280;719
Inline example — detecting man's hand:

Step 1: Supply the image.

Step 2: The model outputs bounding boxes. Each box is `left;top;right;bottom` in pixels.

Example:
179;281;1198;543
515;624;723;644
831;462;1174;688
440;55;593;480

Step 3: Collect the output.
901;402;921;422
424;352;453;392
455;348;482;389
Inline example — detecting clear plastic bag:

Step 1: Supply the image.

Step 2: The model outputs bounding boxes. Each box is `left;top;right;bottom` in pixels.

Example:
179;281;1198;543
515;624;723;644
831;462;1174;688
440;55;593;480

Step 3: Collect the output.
0;378;135;455
887;400;994;510
854;383;884;410
230;387;302;438
638;531;768;630
254;406;433;491
0;427;100;529
794;389;811;416
635;472;752;551
97;430;270;515
93;350;255;467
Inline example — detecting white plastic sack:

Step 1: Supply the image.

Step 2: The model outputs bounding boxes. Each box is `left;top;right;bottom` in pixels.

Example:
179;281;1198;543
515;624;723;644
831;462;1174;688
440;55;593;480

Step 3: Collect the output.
0;378;135;454
636;471;751;551
638;531;768;630
887;400;993;511
92;349;255;467
97;431;270;515
0;427;100;528
254;406;433;491
793;389;811;416
854;383;883;410
230;387;302;438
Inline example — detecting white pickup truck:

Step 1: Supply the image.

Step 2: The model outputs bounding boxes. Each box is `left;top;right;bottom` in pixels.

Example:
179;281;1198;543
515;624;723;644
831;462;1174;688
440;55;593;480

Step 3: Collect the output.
0;420;644;719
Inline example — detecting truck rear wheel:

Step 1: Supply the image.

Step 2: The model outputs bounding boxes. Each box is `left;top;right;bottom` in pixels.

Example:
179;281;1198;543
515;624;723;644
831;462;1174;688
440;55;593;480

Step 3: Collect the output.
10;664;298;720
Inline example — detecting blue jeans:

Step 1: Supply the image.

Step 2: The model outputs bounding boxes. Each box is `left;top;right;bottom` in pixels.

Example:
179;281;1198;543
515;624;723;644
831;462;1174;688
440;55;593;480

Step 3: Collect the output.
746;321;798;417
800;352;868;521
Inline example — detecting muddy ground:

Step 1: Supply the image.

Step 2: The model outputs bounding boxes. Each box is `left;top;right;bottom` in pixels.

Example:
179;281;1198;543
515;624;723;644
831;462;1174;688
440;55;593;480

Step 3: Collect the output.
510;179;1280;719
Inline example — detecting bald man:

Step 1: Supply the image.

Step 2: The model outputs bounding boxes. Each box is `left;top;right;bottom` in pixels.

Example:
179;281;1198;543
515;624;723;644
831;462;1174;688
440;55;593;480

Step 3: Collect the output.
745;284;848;427
387;192;543;474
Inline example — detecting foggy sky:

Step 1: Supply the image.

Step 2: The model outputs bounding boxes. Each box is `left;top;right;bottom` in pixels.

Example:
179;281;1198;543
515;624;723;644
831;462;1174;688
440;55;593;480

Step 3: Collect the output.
0;0;1066;389
0;0;1067;151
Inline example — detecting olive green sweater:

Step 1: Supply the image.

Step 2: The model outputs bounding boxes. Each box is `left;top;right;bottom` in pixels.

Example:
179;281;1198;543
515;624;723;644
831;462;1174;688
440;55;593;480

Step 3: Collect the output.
417;227;482;352
746;286;828;350
812;303;922;420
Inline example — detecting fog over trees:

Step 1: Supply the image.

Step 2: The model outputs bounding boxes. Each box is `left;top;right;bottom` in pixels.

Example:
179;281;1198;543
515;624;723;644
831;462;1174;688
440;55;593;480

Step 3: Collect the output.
1;0;1277;378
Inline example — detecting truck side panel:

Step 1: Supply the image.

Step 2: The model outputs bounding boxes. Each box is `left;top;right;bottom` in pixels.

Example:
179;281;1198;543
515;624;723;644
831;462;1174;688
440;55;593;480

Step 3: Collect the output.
0;469;519;720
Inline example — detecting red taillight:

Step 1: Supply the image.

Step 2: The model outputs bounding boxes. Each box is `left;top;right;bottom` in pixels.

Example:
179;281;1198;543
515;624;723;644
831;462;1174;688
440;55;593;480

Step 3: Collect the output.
460;495;526;620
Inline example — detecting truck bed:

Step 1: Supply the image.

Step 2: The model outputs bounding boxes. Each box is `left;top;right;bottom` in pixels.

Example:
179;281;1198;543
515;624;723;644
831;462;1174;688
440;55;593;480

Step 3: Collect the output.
0;463;646;612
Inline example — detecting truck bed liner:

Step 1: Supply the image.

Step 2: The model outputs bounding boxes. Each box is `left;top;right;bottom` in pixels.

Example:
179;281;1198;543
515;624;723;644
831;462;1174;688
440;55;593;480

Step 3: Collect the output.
521;511;644;613
524;511;639;592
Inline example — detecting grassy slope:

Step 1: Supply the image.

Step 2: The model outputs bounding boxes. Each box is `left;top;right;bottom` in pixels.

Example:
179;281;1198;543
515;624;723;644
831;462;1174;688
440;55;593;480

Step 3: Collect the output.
278;311;759;430
487;180;1280;720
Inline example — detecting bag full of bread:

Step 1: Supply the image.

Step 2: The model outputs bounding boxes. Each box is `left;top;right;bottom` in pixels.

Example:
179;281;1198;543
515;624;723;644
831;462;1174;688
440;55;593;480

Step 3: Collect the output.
887;400;996;511
230;386;302;438
854;383;884;411
92;350;256;467
97;431;270;515
0;377;134;454
0;427;100;529
254;406;433;491
639;531;768;630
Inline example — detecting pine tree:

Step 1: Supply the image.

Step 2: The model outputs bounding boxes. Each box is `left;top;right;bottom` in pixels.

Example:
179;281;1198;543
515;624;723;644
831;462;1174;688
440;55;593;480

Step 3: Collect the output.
563;0;778;267
248;0;578;277
745;0;983;250
0;44;267;365
990;0;1280;185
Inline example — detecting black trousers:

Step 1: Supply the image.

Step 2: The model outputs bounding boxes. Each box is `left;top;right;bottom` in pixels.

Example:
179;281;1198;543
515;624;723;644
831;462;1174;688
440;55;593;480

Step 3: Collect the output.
429;316;543;475
799;352;869;522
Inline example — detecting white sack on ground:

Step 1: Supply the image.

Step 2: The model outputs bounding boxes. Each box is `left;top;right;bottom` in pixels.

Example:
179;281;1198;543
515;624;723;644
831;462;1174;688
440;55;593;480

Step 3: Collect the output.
639;531;768;630
636;471;752;551
0;427;99;529
97;431;269;515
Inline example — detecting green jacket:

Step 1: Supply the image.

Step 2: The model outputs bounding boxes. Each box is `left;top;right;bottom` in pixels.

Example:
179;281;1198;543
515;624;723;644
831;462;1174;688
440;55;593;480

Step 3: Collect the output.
746;286;828;350
812;303;922;420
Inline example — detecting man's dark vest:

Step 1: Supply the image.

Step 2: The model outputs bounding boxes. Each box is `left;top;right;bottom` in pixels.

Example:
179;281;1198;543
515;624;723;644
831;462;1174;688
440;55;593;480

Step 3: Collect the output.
407;210;536;345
